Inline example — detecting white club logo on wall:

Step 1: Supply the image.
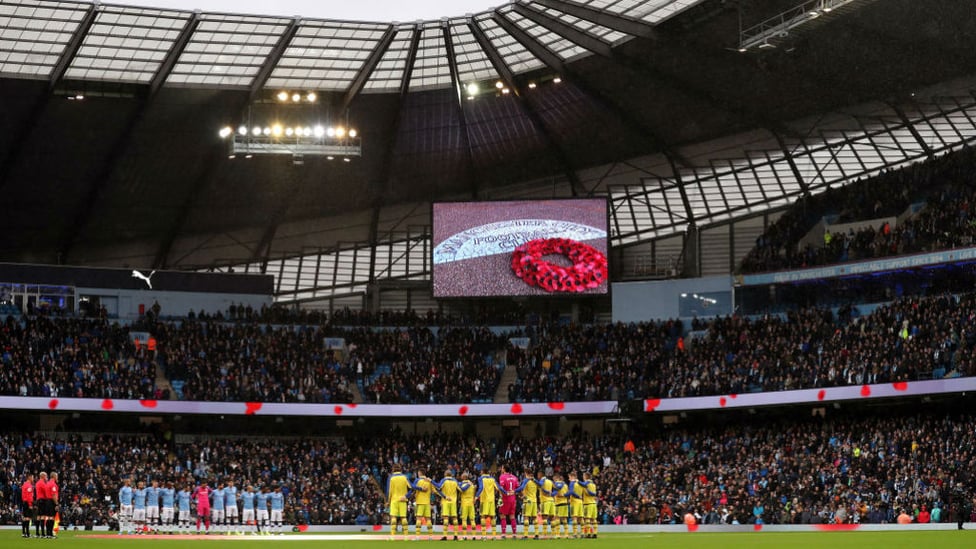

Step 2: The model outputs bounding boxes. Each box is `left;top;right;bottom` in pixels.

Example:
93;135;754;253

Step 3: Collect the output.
434;219;606;264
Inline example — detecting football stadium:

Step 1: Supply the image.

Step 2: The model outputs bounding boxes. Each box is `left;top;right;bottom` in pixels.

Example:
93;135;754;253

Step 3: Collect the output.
1;0;976;547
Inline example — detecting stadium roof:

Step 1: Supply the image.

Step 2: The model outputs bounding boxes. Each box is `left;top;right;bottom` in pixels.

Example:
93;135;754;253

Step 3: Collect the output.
0;0;975;301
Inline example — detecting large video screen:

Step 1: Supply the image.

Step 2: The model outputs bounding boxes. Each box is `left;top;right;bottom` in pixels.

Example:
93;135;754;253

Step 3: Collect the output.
433;198;609;297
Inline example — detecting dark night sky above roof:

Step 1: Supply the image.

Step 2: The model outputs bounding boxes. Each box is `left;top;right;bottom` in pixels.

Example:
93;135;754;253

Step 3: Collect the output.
0;0;975;269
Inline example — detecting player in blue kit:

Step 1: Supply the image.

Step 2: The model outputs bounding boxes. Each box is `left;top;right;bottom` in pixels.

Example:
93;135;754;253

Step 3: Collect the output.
241;486;257;535
224;479;239;535
133;481;147;534
146;481;160;533
255;486;270;535
211;482;226;533
118;479;134;535
269;486;285;535
160;482;176;534
177;484;192;534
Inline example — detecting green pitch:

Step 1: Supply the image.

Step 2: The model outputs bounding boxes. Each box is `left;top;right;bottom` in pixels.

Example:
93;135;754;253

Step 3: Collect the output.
7;530;976;549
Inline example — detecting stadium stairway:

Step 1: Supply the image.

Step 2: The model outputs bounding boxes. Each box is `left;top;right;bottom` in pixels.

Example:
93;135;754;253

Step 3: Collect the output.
153;361;176;400
493;351;516;403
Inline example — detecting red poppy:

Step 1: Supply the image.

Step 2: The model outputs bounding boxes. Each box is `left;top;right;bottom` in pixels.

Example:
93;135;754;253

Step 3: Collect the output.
510;238;608;293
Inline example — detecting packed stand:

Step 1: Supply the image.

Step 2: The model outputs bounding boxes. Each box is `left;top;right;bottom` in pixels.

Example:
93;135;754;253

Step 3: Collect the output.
6;411;976;527
0;313;509;404
509;292;976;402
0;432;386;528
0;315;158;400
740;148;976;273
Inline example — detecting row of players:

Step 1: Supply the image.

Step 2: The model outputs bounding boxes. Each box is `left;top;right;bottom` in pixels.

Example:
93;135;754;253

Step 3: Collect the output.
116;478;287;535
387;465;600;540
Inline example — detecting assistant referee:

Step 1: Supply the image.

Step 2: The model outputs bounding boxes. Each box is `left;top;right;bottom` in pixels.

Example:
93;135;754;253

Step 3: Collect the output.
20;473;35;538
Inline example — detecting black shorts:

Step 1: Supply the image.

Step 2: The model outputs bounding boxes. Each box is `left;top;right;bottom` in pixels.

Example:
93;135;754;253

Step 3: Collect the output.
21;502;34;518
38;499;54;516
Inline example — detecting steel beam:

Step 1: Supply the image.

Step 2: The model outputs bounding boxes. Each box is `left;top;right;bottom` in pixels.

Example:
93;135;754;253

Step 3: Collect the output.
442;21;479;199
510;3;612;57
0;3;98;193
530;0;657;38
341;25;396;112
249;18;301;103
479;15;582;196
149;12;201;96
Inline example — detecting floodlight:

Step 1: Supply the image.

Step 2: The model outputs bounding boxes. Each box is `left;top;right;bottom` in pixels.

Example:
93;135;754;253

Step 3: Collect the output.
501;88;510;94
348;129;357;138
252;127;262;136
528;82;537;89
335;127;346;138
272;124;283;137
303;127;312;137
277;91;289;102
306;92;317;102
238;125;248;136
553;76;562;84
495;81;504;89
327;127;336;137
466;83;479;95
285;127;294;136
313;125;325;137
327;156;335;161
218;126;232;138
262;127;271;136
343;157;350;162
292;93;301;102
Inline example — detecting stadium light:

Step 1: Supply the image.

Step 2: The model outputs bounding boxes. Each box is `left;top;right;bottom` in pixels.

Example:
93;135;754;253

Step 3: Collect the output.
306;92;317;103
277;91;289;102
553;76;562;84
292;93;302;102
221;118;363;159
528;82;537;89
738;0;856;52
495;81;504;89
466;83;479;96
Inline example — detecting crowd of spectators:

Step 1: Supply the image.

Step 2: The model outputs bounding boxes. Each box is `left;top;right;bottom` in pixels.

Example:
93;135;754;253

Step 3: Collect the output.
354;327;507;404
5;287;976;405
0;315;159;400
4;410;975;526
0;313;511;405
740;148;976;273
509;291;976;402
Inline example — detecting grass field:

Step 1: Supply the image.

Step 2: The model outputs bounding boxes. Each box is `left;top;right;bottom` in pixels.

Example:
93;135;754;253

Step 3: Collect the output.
6;530;975;549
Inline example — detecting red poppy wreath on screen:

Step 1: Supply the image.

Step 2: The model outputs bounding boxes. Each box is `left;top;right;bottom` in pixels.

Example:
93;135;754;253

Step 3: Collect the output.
511;238;608;293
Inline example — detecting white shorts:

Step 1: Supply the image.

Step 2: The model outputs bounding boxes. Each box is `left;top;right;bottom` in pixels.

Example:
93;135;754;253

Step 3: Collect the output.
270;510;283;523
121;504;133;518
256;510;269;523
242;509;255;524
146;506;160;520
133;509;146;522
162;507;174;522
225;506;239;519
211;509;225;522
178;509;190;522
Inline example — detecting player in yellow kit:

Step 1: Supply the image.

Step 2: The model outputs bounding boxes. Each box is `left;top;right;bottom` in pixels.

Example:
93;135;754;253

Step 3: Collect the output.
568;471;585;538
537;472;555;538
581;472;598;538
411;469;433;539
458;473;476;540
475;472;499;538
553;474;570;538
517;469;540;539
434;470;460;541
387;466;412;537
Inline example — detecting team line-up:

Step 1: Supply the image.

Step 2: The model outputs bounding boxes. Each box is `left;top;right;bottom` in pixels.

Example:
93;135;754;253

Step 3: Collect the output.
387;465;600;540
116;478;288;535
